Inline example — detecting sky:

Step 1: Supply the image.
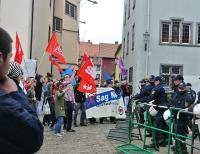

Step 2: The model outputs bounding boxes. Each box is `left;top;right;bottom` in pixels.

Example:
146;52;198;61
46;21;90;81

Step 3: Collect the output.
79;0;124;44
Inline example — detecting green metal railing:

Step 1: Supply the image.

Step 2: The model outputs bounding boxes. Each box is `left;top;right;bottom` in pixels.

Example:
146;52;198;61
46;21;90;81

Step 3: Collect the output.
116;101;200;154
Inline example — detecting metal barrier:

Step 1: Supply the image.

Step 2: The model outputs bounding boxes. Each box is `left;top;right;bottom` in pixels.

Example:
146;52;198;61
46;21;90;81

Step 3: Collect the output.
116;100;200;154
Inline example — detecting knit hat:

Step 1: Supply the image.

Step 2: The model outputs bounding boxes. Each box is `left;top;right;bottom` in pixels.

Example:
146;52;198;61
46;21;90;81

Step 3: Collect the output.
8;61;23;79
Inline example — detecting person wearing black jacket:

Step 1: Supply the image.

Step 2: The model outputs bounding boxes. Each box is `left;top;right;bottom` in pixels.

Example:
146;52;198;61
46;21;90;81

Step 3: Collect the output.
0;27;43;154
74;82;87;126
170;82;193;154
146;76;169;149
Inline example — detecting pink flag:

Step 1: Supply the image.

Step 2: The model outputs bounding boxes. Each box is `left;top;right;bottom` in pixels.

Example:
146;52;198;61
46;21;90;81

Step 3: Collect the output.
119;57;128;80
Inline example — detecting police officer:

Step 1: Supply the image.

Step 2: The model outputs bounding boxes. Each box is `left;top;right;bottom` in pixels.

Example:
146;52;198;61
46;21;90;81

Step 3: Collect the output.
186;83;196;103
173;75;184;93
170;82;193;154
133;77;155;124
147;76;169;149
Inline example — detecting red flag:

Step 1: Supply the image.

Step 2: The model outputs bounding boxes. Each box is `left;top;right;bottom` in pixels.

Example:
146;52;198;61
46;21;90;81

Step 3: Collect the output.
77;53;88;75
14;33;24;64
46;32;67;64
78;56;95;84
49;55;63;73
78;79;96;93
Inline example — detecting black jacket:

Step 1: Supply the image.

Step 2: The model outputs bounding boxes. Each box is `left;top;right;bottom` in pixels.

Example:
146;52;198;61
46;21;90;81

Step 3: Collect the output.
0;90;43;154
74;86;86;103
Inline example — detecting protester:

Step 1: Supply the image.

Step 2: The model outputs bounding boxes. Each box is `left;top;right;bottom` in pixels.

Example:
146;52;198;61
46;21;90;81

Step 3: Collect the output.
122;81;132;111
0;27;43;153
74;78;87;127
43;83;53;127
54;82;66;137
63;73;77;132
27;78;37;111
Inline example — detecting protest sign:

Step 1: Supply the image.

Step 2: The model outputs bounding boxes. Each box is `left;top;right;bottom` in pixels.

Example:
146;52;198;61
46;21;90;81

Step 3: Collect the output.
85;87;126;119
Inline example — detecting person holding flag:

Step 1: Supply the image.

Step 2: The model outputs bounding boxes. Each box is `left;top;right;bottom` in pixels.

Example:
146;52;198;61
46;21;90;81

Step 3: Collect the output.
63;70;77;132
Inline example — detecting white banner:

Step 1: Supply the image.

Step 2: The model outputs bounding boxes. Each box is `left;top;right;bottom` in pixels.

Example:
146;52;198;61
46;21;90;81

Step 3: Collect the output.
23;59;37;77
85;88;126;119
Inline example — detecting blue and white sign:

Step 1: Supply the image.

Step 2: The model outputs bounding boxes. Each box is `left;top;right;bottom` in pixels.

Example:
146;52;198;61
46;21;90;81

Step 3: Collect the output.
85;88;126;119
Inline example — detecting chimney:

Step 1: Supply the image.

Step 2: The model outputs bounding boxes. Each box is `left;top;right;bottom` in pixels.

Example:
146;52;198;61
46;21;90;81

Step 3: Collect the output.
115;41;118;45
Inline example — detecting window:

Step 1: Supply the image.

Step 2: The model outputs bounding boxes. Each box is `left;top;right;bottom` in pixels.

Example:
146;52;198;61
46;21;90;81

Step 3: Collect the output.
133;0;136;10
160;19;192;45
182;24;191;43
160;65;183;86
65;1;77;19
129;67;133;83
198;24;200;44
132;24;135;50
54;17;62;32
126;32;129;55
172;20;180;43
128;0;130;19
124;5;127;25
161;23;170;42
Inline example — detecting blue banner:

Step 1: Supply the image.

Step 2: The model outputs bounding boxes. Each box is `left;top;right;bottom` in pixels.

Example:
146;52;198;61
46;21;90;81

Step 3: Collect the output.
85;90;121;109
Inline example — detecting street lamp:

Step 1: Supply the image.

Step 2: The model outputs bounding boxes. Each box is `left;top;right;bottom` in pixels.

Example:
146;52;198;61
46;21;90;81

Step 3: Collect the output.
79;21;86;24
79;0;98;5
143;31;150;51
143;31;150;76
87;0;98;4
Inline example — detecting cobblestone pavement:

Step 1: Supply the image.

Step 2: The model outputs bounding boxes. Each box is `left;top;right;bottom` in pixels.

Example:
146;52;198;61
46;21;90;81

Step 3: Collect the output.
37;118;200;154
37;121;119;154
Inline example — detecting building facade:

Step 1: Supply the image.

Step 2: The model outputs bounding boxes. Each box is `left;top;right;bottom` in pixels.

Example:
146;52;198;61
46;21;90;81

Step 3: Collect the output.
53;0;80;77
0;0;80;78
79;41;119;84
122;0;200;93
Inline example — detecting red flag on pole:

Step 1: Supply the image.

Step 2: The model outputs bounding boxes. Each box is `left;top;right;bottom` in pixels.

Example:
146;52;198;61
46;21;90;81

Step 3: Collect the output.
49;55;63;73
14;33;24;64
78;56;95;85
46;32;67;64
77;53;88;75
78;79;96;93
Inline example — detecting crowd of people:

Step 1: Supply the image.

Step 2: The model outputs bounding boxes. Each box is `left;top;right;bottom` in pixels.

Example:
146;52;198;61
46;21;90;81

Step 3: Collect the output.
1;27;199;154
1;27;134;153
131;75;199;154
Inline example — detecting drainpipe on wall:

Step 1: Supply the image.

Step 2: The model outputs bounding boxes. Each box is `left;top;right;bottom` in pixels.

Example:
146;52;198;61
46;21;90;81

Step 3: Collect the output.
145;0;150;76
51;0;55;74
30;0;34;59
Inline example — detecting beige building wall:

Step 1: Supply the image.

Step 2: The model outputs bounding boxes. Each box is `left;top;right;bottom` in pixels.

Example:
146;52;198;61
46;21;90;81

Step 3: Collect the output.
53;0;79;78
32;0;54;76
0;0;32;60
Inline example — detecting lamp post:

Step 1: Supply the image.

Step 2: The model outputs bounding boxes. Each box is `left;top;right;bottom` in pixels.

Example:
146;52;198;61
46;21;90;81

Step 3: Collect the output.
143;31;150;76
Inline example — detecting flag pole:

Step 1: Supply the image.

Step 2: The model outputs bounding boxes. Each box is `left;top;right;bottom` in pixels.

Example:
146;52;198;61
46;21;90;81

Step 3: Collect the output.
35;51;46;74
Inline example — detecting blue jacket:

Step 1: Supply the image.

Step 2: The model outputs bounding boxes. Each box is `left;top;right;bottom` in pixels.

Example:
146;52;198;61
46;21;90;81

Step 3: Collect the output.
134;85;154;103
0;90;43;154
170;91;193;109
